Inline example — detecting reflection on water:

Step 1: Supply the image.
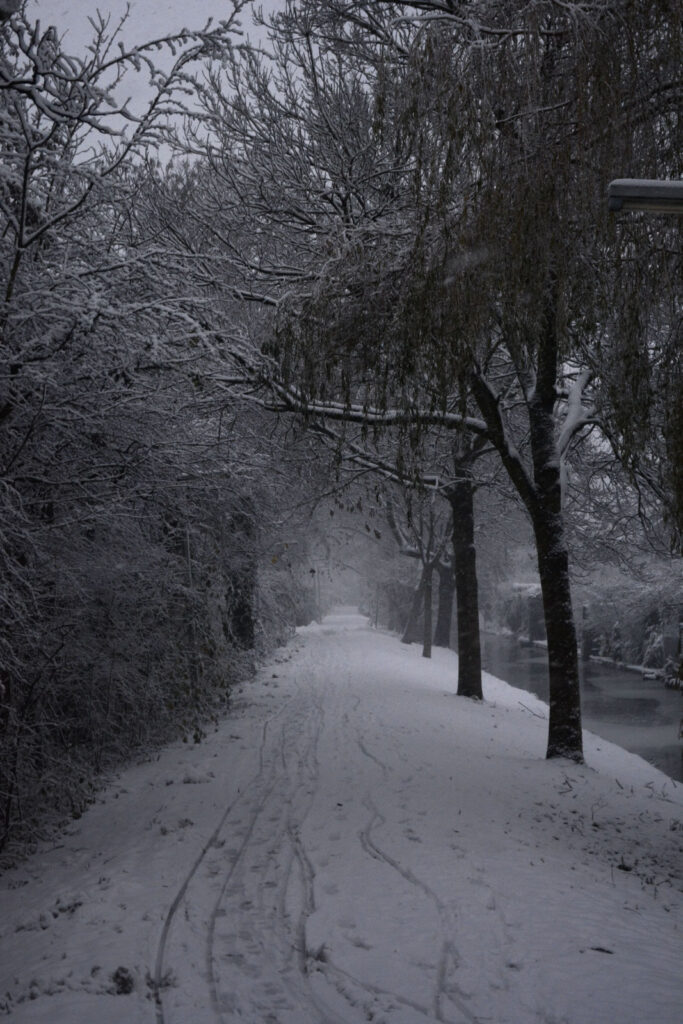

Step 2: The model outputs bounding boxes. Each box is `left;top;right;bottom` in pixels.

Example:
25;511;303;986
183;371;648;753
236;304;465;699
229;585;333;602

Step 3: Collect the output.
583;695;659;719
479;632;682;782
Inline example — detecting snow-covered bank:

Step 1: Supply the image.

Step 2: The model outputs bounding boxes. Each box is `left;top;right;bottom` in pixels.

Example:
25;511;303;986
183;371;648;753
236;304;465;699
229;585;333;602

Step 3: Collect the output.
1;611;680;1023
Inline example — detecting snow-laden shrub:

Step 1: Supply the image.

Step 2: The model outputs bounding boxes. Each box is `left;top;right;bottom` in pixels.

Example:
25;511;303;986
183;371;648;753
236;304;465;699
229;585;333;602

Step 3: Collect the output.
577;562;681;666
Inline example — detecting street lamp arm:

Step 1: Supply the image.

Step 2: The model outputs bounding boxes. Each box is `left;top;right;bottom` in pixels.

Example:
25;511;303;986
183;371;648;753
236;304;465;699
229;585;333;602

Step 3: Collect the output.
607;178;683;214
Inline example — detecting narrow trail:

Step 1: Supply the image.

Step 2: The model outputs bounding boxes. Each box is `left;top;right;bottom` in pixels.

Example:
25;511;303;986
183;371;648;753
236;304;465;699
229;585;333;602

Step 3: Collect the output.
1;612;680;1024
155;617;681;1024
156;625;478;1023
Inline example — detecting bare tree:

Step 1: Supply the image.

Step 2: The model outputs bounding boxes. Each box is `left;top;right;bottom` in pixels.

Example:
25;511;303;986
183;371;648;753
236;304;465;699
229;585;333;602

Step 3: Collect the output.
202;0;679;762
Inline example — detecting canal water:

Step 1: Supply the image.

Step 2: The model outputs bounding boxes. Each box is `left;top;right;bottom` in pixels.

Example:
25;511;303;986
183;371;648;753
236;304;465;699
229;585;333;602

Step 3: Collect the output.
479;632;682;782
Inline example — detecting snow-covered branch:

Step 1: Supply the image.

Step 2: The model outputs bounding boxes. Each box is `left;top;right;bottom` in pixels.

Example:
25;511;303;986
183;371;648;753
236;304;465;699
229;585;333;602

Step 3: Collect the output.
558;368;596;457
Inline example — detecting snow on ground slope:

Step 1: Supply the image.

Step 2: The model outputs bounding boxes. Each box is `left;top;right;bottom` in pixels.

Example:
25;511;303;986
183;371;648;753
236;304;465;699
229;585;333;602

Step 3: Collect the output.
0;609;680;1024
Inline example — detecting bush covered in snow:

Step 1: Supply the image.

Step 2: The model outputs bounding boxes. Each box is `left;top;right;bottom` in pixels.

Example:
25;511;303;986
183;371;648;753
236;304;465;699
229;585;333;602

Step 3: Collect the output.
578;563;681;667
0;13;323;863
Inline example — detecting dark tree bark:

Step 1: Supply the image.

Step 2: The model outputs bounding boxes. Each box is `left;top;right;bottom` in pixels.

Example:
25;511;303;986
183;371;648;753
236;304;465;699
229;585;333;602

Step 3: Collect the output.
469;391;583;757
433;562;455;647
0;671;9;735
228;508;256;650
230;576;255;649
422;564;433;658
447;476;483;699
528;388;583;760
532;508;582;758
401;570;425;644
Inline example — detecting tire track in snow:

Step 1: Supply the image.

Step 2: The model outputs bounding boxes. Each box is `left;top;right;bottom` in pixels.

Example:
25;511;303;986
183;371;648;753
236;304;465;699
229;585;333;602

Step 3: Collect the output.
296;697;463;1024
300;638;482;1023
323;958;436;1020
204;716;291;1019
274;638;417;1024
288;825;316;976
351;700;524;1022
204;676;348;1023
265;691;351;1024
287;648;435;1024
357;734;391;776
205;709;307;1020
152;677;304;1024
358;794;478;1023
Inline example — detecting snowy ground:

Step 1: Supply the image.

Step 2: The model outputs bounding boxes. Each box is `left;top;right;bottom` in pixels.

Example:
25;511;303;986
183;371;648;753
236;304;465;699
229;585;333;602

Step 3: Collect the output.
1;610;681;1024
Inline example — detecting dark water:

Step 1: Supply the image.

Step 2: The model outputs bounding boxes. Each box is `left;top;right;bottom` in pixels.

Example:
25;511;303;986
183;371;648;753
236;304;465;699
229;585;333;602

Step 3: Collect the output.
479;632;682;782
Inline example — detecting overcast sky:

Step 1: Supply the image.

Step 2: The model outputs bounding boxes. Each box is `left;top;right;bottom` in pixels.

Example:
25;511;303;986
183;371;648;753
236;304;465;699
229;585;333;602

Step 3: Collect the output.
28;1;283;50
24;1;283;119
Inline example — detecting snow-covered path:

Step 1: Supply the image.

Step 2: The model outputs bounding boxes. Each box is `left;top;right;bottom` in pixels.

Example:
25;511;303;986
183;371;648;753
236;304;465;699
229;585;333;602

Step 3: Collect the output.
1;611;681;1023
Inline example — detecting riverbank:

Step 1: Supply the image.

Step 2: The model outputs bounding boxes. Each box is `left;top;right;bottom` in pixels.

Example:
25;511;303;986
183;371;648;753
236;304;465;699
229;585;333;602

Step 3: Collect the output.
502;629;676;681
479;631;683;782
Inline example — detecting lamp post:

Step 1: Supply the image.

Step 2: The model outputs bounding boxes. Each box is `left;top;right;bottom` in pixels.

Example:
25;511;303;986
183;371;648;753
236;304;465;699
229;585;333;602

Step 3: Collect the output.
607;178;683;214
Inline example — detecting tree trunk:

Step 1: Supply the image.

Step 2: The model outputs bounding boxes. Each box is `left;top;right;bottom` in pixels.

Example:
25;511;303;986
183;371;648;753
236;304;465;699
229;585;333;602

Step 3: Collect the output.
231;573;255;649
448;478;483;699
185;524;200;694
228;508;256;650
527;309;584;761
422;564;433;659
530;466;583;761
433;563;455;648
468;288;584;759
401;571;425;644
